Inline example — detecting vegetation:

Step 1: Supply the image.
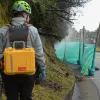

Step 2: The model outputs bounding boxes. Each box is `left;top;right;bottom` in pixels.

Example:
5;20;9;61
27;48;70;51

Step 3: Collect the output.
0;0;90;38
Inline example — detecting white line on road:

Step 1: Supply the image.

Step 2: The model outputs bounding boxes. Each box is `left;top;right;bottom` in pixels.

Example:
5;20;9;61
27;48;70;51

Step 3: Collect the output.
85;78;99;80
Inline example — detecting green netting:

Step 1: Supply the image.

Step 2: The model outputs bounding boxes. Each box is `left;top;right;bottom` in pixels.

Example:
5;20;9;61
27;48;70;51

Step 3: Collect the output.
55;42;80;64
55;42;65;61
80;42;84;64
81;44;96;75
55;41;96;76
65;42;80;64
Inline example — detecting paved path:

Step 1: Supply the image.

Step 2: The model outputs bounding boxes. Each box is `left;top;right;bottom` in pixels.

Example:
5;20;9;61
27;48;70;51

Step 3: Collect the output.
70;52;100;100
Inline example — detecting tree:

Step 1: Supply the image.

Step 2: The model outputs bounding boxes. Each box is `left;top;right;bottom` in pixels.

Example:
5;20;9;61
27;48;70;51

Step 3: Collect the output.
1;0;90;38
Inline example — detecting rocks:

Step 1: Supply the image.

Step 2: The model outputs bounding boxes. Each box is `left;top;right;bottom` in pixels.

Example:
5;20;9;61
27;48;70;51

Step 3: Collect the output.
75;75;84;82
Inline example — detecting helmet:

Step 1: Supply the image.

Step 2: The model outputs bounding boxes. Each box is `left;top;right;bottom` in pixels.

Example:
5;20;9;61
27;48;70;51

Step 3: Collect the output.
12;1;31;14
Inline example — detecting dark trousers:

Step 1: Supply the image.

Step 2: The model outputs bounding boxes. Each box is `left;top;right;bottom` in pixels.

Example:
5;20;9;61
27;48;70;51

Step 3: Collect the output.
2;73;35;100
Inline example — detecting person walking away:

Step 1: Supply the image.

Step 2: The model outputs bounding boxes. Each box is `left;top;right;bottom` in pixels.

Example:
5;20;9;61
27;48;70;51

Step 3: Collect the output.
0;1;46;100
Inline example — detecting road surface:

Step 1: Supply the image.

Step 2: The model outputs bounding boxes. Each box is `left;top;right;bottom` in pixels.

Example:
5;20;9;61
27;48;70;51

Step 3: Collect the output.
71;52;100;100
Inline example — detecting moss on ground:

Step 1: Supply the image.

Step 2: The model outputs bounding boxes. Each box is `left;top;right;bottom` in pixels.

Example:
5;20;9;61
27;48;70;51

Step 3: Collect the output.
96;47;100;52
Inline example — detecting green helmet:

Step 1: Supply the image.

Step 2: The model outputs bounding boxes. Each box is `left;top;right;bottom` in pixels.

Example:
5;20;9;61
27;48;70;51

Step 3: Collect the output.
12;1;31;14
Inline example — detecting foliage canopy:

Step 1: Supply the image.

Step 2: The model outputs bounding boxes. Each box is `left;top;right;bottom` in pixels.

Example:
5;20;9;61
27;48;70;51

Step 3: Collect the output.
0;0;90;38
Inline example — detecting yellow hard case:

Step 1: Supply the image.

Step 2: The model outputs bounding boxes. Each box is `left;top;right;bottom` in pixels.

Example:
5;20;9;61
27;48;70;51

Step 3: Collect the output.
4;47;36;75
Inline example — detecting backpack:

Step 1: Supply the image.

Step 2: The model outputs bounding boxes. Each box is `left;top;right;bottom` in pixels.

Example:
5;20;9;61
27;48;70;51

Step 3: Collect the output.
3;24;36;75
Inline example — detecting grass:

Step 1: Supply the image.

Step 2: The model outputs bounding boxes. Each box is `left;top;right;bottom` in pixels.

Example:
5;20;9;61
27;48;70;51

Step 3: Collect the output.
96;47;100;52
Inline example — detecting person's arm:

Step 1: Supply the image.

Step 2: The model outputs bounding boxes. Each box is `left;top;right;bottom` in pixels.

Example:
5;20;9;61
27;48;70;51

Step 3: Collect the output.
0;26;9;70
0;26;8;59
34;32;45;67
29;26;46;80
29;26;45;67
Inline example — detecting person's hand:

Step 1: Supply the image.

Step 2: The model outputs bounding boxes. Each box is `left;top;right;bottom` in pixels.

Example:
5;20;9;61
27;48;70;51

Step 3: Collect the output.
35;66;46;85
39;66;46;81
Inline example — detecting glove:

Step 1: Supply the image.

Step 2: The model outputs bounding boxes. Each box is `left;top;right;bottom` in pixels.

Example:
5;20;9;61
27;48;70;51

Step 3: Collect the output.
35;66;46;85
39;66;46;81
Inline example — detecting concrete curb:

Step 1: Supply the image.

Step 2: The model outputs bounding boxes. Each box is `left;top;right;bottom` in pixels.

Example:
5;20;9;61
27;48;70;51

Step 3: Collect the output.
64;80;75;100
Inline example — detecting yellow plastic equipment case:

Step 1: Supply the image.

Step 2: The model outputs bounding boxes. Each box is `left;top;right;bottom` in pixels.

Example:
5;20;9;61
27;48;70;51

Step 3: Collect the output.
4;41;36;75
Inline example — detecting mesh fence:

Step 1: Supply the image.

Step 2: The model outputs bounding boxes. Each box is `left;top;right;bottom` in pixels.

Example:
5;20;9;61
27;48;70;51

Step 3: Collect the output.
55;26;98;75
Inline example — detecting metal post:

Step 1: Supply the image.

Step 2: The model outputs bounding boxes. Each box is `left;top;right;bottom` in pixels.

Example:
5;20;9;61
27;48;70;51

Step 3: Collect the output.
95;23;100;45
82;26;85;56
78;29;82;65
63;38;66;63
91;23;100;70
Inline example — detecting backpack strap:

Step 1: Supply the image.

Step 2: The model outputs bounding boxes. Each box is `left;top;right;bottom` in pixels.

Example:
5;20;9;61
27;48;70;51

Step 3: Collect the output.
6;24;12;40
26;24;32;41
26;24;32;27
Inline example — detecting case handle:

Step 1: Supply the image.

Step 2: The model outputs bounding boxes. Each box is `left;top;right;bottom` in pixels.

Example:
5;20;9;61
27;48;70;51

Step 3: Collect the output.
13;41;25;49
